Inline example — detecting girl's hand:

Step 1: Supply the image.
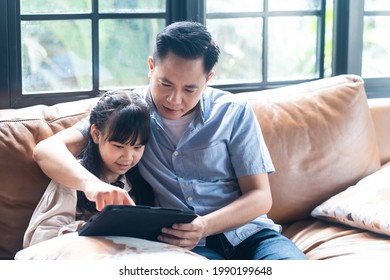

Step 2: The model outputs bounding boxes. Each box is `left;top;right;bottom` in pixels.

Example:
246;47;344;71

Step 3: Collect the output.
84;182;135;211
157;216;206;250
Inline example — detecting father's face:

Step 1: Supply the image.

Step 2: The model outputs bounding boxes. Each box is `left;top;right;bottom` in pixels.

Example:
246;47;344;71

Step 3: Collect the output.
147;52;213;120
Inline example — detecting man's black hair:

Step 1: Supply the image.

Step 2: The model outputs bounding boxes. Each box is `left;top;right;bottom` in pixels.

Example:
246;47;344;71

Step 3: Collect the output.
153;21;220;75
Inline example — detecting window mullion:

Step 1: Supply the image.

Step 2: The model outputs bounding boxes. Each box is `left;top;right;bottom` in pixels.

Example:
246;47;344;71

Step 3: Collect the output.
92;0;99;92
332;0;348;75
9;0;22;108
317;0;326;78
185;0;205;24
0;0;10;109
347;0;364;75
262;0;268;83
333;0;364;76
167;0;204;24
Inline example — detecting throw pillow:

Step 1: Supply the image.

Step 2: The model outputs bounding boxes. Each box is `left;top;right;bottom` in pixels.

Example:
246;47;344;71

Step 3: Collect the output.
14;232;205;260
311;163;390;236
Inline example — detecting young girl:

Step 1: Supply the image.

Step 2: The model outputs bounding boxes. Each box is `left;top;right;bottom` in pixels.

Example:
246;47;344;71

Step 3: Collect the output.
23;90;154;248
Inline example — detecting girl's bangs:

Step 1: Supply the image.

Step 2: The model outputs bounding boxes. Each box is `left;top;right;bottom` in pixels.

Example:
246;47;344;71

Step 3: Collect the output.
106;108;149;146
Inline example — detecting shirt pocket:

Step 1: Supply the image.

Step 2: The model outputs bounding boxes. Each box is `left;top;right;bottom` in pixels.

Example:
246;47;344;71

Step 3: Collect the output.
193;142;234;181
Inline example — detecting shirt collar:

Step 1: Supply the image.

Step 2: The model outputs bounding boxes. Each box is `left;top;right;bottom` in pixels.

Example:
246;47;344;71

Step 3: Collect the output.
110;175;132;193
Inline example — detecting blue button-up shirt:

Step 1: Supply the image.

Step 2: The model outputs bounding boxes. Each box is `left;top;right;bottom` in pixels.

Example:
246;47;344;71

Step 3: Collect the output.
138;87;280;246
75;87;281;246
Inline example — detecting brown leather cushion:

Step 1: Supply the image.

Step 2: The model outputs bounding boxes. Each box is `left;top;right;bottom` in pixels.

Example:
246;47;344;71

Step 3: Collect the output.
283;218;390;260
242;75;381;224
0;98;96;259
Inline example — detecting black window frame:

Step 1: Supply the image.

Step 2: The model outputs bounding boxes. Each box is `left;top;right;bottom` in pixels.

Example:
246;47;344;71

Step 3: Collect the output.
1;0;389;109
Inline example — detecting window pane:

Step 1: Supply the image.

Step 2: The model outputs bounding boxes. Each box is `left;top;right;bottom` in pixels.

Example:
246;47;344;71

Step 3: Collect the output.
268;17;318;81
21;20;92;93
365;0;390;11
207;18;263;84
362;16;390;78
99;0;165;13
269;0;321;11
99;19;164;89
21;0;90;14
207;0;263;13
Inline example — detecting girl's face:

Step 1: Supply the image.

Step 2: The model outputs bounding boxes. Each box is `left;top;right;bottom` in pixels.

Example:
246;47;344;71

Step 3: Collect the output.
91;124;145;183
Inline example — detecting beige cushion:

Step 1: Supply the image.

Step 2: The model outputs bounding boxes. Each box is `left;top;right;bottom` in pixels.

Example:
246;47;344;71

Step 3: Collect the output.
242;74;381;224
15;232;205;260
311;163;390;236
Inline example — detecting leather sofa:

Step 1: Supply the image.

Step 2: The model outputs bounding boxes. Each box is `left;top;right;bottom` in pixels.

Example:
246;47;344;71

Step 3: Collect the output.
1;74;390;260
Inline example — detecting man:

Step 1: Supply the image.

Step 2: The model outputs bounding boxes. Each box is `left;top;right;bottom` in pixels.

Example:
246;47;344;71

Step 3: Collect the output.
33;21;306;260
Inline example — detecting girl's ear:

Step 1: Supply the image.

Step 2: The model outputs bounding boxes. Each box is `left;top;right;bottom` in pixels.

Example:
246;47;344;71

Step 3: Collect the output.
90;124;100;144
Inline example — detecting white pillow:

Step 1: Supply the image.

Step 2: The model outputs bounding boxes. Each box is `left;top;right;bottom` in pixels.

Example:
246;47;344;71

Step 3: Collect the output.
311;164;390;236
15;232;205;260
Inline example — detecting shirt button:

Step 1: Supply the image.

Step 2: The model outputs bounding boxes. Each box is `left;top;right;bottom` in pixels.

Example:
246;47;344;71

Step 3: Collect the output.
187;196;193;202
173;151;179;157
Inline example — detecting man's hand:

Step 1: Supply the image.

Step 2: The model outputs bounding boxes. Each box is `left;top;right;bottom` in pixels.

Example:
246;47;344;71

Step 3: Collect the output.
84;182;135;211
157;216;206;250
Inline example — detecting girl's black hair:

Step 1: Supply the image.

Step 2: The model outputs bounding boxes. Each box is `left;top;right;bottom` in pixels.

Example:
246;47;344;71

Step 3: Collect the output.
77;90;154;213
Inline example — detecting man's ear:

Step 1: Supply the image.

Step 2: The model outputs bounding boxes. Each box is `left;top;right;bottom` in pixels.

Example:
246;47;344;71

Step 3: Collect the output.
206;70;215;83
203;70;215;91
90;124;100;144
147;56;155;79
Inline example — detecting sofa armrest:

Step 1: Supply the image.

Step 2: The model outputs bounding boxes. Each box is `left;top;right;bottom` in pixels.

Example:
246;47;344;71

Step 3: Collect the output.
368;98;390;165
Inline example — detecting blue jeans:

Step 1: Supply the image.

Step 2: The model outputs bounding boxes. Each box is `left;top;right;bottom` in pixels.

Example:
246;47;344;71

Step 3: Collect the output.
192;228;307;260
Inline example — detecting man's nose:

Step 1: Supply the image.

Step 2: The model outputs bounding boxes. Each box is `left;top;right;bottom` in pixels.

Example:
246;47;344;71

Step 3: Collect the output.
167;91;182;104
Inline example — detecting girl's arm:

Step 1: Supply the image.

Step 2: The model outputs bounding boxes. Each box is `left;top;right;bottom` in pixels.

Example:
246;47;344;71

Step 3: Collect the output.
33;126;135;211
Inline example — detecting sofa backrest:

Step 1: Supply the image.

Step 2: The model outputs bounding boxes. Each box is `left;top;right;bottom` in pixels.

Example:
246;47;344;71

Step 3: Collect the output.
0;74;383;259
243;74;381;224
0;98;97;259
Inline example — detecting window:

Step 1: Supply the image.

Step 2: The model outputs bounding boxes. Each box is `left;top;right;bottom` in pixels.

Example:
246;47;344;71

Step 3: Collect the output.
333;0;390;98
1;0;389;109
362;0;390;98
205;0;332;92
7;0;166;107
362;0;390;78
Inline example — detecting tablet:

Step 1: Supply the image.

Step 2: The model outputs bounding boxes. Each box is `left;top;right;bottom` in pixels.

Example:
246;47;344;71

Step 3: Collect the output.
78;205;197;242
